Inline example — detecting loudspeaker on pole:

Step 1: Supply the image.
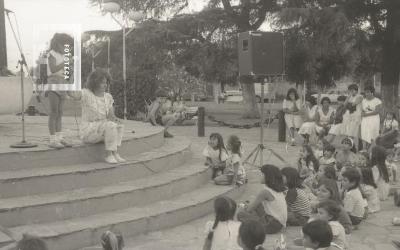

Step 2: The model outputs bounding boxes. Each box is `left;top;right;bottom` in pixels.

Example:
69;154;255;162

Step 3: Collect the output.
238;31;284;77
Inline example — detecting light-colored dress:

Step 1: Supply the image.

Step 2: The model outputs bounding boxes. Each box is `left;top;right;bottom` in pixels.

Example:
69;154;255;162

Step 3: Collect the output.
343;95;363;138
202;146;228;165
361;97;382;144
315;106;335;134
204;220;242;250
80;89;124;151
360;184;380;213
283;99;303;129
225;153;246;185
372;165;390;201
299;105;318;135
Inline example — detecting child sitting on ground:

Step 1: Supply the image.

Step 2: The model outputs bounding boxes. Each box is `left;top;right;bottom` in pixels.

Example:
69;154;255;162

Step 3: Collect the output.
203;133;228;179
204;196;241;250
360;167;380;213
370;146;390;201
311;178;352;234
319;144;336;168
376;111;399;149
17;234;48;250
302;220;342;250
342;168;365;229
101;230;124;250
281;167;311;226
238;165;287;234
237;220;267;250
316;200;348;250
298;145;320;188
214;135;246;186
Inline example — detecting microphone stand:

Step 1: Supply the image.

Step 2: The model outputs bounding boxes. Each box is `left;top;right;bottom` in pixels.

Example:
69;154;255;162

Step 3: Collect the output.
5;10;37;148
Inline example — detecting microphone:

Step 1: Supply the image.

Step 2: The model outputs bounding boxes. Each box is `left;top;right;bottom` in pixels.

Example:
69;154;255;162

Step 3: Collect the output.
3;8;13;13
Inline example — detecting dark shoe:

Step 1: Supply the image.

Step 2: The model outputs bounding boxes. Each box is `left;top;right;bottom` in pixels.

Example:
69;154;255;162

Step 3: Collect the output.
164;131;174;138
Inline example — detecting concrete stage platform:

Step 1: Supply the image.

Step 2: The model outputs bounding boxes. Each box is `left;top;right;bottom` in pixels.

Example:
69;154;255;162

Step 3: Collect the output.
0;115;162;154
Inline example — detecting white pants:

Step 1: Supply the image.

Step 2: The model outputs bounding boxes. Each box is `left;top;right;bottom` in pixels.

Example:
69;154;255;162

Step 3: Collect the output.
81;121;124;151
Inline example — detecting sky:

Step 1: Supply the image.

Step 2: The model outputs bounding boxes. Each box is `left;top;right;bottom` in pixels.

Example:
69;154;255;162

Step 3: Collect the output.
3;0;208;72
3;0;269;73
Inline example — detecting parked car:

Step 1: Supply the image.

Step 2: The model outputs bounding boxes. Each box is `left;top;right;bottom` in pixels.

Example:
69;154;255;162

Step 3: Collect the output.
224;83;275;103
311;90;345;103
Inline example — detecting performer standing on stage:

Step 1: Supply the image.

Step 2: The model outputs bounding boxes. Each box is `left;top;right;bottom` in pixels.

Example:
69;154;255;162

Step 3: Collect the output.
68;69;126;164
46;33;74;148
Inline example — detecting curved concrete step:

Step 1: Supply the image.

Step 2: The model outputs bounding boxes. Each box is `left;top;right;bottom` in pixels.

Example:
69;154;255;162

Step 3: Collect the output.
0;119;164;170
8;184;245;250
0;138;191;198
0;162;210;227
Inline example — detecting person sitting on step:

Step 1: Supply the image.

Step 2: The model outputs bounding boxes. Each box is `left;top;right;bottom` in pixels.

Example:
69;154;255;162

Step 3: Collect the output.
67;69;126;164
145;91;185;138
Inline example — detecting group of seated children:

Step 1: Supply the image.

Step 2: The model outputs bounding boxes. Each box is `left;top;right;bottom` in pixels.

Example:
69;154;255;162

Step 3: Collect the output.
203;137;394;249
204;192;351;250
203;133;247;186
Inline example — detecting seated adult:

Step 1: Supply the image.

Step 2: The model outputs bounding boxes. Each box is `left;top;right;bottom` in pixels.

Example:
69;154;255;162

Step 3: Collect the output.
315;97;335;138
68;69;125;164
298;96;318;144
146;93;185;138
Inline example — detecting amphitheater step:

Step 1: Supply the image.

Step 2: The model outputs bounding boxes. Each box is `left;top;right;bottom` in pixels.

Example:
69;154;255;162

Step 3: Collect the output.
7;184;245;250
0;118;164;171
0;138;191;198
0;161;210;227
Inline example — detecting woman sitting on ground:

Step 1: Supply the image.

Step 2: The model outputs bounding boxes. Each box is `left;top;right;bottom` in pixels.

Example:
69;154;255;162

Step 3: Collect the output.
68;69;125;164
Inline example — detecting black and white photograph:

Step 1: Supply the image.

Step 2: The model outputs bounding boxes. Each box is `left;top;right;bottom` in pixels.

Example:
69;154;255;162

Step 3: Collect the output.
0;0;400;250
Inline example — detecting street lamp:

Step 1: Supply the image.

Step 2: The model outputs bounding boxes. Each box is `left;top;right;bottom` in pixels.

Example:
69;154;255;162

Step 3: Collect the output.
102;1;144;120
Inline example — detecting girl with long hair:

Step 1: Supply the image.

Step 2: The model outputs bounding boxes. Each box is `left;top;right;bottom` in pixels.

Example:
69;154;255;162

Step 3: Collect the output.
46;33;74;149
203;196;241;250
238;165;287;234
370;146;390;200
214;135;246;186
203;133;228;179
281;167;311;226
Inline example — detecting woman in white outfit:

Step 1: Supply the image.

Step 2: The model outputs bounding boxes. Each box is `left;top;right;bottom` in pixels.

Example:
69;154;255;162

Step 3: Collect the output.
361;86;382;149
298;96;318;144
315;97;335;137
68;69;125;164
283;88;303;145
343;84;363;151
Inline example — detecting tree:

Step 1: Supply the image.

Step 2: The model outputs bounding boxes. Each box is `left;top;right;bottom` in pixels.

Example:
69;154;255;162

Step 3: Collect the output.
276;0;400;109
276;6;360;91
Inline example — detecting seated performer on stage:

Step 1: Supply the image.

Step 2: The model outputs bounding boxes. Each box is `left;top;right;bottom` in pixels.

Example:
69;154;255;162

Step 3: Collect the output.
68;69;125;164
146;92;185;138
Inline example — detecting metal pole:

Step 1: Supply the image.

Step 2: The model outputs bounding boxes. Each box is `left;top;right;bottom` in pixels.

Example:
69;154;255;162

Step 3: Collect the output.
123;25;127;120
260;81;265;167
198;107;205;137
20;62;25;142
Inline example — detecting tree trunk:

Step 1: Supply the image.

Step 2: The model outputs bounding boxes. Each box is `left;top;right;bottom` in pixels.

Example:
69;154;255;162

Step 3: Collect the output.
381;1;400;111
241;82;260;118
0;0;7;70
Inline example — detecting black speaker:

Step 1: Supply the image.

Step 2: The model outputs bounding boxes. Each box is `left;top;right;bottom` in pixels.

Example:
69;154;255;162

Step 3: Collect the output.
238;31;284;76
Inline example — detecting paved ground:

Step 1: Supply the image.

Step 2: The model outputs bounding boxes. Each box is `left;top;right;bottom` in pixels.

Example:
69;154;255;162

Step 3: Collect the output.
10;100;400;249
123;125;400;250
